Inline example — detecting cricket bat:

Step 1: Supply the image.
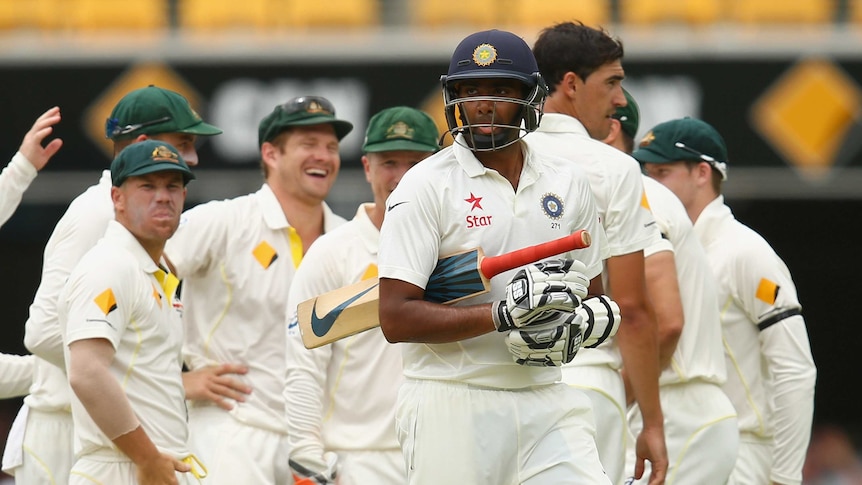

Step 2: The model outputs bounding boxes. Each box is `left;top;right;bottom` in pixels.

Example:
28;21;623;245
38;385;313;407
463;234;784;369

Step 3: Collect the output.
297;230;591;349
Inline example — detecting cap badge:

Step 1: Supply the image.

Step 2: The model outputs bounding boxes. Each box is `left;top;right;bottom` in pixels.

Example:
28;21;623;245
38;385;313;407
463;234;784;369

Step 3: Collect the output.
472;43;497;67
386;121;414;140
639;131;655;147
306;101;332;115
152;145;179;163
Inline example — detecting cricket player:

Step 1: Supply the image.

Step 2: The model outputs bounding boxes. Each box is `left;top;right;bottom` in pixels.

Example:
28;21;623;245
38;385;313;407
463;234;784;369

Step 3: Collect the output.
60;140;200;484
165;95;351;484
606;92;739;484
284;106;439;484
378;29;614;484
635;117;817;485
13;85;227;485
528;21;667;484
0;107;62;410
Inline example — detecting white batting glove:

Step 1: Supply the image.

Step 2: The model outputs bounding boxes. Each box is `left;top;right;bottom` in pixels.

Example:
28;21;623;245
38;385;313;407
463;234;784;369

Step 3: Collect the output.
577;295;621;348
506;310;584;366
290;452;338;485
492;259;589;332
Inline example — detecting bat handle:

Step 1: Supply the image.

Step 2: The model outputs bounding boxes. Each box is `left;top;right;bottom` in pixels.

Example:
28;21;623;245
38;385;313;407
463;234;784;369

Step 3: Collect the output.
479;229;591;279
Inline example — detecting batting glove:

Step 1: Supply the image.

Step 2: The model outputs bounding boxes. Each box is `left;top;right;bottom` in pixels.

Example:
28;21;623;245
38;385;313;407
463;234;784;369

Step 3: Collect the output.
506;310;584;366
290;452;338;485
492;259;589;332
577;295;621;348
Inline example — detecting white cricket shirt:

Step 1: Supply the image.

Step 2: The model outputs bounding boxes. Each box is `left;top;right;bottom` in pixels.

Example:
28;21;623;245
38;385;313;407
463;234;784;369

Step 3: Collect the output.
642;177;725;385
694;195;816;485
528;114;661;371
285;203;402;469
24;171;114;413
0;153;37;227
61;221;188;459
378;137;609;389
166;183;346;432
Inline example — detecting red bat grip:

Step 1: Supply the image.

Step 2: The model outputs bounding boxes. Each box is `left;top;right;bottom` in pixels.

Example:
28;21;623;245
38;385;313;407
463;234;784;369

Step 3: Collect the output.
478;230;591;279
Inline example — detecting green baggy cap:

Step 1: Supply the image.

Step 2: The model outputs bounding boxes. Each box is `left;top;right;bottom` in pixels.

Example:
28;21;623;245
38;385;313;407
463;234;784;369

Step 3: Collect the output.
111;139;195;187
362;106;440;153
107;85;222;140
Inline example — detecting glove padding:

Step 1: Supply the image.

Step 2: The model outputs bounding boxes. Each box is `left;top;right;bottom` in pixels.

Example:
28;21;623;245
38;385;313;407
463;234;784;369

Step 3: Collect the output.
577;295;621;348
290;452;338;485
492;259;589;332
506;310;584;366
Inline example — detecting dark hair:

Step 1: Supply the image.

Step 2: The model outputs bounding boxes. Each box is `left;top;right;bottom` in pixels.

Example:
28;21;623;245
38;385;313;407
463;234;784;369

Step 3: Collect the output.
533;21;624;95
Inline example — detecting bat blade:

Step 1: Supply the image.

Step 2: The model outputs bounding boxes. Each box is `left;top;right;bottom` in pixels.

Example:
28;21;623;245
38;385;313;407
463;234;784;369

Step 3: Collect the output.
298;230;591;349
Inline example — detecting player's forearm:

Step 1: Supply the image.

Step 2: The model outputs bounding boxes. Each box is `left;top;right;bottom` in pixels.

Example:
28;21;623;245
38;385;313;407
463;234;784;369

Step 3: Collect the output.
644;252;683;369
379;278;494;343
285;367;328;470
381;300;494;343
69;342;141;442
112;425;163;467
763;317;816;483
0;353;34;399
0;153;37;227
617;307;663;424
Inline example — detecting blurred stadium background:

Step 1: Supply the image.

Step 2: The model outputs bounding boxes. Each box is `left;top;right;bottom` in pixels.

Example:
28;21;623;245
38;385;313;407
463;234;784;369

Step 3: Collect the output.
1;0;860;478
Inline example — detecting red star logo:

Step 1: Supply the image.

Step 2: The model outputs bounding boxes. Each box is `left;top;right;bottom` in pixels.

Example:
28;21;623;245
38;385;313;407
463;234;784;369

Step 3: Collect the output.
465;192;483;211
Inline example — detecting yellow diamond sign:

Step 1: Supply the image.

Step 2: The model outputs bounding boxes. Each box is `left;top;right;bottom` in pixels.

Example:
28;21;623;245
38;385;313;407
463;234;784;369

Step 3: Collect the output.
84;63;205;158
751;58;862;180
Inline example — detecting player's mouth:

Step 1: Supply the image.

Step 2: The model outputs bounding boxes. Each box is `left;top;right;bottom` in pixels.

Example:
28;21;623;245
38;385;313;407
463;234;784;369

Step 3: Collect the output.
305;167;330;178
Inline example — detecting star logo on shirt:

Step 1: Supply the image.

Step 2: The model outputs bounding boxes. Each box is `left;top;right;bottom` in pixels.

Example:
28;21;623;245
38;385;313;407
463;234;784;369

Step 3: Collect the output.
465;193;483;211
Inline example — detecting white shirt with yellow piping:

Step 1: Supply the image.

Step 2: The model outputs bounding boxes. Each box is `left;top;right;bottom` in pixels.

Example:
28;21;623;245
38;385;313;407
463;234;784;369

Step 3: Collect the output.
284;203;403;475
60;220;188;459
694;195;816;485
165;183;346;433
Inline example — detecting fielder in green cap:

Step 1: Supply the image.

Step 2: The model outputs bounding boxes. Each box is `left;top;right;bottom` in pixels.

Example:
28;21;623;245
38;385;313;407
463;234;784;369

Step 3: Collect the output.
633;117;729;182
15;84;235;485
635;119;815;485
604;91;742;485
161;94;355;483
283;106;438;485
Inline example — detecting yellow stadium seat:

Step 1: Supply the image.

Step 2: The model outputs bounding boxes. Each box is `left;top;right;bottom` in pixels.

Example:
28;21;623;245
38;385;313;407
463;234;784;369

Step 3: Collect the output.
728;0;833;24
290;0;378;28
411;0;501;29
620;0;723;25
69;0;167;31
507;0;611;29
179;0;273;31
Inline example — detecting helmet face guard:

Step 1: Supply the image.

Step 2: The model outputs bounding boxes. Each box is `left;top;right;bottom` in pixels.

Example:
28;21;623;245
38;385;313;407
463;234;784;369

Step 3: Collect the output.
441;30;548;152
441;74;546;152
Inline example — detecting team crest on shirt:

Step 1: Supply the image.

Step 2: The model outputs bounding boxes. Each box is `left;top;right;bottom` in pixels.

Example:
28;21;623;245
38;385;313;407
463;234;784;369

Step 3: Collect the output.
541;193;564;220
473;43;497;67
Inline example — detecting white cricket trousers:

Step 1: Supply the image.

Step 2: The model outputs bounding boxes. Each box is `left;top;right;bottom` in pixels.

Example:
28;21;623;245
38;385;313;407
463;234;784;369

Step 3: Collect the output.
69;456;203;485
395;378;611;485
625;380;739;484
726;433;772;485
563;364;629;484
2;407;74;484
335;449;404;485
187;405;290;485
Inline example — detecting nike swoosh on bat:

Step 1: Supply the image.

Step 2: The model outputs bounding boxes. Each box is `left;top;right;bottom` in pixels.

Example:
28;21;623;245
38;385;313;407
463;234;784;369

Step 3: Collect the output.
387;201;408;211
310;283;379;337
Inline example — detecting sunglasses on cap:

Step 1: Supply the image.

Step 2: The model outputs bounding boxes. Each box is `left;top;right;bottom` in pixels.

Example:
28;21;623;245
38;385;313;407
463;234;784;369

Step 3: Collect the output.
674;141;728;180
276;96;336;116
105;116;172;138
